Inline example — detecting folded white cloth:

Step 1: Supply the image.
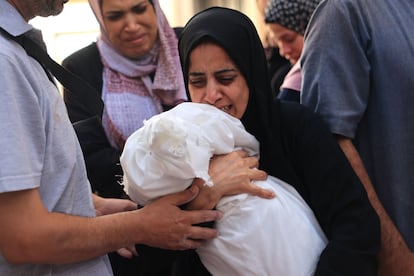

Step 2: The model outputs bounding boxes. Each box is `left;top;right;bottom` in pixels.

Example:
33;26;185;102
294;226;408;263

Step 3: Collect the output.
121;102;327;276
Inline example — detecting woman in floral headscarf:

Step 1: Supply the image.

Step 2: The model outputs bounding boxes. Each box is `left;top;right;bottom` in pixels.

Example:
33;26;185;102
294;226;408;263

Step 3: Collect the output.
61;0;186;274
62;0;186;199
265;0;321;102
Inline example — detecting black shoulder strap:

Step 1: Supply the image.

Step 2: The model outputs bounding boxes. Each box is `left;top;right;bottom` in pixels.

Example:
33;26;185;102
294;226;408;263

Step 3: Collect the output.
1;28;103;117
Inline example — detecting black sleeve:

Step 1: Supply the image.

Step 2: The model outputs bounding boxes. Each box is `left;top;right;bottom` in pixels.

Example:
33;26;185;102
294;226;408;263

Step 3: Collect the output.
62;43;125;198
73;116;124;198
62;43;103;122
277;87;300;103
281;103;380;275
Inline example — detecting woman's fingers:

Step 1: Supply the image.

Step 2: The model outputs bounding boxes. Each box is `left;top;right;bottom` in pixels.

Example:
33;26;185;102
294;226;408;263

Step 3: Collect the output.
248;181;276;199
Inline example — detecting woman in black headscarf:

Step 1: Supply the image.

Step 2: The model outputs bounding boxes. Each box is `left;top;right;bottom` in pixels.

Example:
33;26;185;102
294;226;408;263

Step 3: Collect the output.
177;7;379;275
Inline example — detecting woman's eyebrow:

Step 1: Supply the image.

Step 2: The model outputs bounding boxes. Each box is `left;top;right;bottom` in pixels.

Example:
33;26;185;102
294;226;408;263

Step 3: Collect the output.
189;68;236;77
215;68;237;74
188;71;205;77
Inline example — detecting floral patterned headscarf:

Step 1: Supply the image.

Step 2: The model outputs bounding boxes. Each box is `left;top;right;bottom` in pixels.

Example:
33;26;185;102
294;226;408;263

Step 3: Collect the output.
265;0;321;35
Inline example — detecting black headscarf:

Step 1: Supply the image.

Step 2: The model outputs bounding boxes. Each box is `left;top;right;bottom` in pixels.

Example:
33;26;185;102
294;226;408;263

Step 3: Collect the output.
178;7;296;184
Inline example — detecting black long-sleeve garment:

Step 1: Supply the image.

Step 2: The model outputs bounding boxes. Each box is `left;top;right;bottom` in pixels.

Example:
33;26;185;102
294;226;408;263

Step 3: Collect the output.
62;43;126;198
177;7;380;275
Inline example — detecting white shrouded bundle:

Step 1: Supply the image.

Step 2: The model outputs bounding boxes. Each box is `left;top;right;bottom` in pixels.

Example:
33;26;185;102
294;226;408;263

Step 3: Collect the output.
121;102;327;276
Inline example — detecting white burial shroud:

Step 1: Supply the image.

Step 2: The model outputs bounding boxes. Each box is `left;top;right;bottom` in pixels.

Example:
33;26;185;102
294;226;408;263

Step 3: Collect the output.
121;102;327;276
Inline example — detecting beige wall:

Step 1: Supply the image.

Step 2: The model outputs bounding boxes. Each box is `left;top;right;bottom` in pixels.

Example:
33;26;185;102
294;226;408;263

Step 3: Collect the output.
30;0;265;63
30;0;99;63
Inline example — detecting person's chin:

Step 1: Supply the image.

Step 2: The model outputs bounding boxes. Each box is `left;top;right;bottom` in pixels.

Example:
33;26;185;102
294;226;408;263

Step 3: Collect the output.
289;56;300;64
125;47;152;60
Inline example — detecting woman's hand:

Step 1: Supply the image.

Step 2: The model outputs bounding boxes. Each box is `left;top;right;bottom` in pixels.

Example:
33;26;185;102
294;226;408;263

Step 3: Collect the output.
188;150;275;210
116;244;138;259
92;194;137;216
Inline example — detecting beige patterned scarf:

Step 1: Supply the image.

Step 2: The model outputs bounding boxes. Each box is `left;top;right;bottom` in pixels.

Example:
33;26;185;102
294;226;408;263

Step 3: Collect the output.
89;0;187;150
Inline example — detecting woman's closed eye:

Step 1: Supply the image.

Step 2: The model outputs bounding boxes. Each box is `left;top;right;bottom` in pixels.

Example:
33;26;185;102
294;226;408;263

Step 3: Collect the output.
188;75;237;88
189;77;206;88
216;74;237;85
131;2;150;15
105;11;124;21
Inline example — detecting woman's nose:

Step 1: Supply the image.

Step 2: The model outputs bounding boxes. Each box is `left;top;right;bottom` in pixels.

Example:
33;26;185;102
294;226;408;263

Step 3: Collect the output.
124;15;140;32
279;44;291;58
204;81;222;104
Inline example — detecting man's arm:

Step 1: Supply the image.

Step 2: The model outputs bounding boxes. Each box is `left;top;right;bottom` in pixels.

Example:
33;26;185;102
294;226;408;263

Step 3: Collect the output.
336;136;414;275
0;186;221;265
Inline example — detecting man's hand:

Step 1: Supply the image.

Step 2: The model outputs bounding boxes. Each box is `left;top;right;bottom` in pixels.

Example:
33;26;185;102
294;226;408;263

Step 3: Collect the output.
134;185;222;250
